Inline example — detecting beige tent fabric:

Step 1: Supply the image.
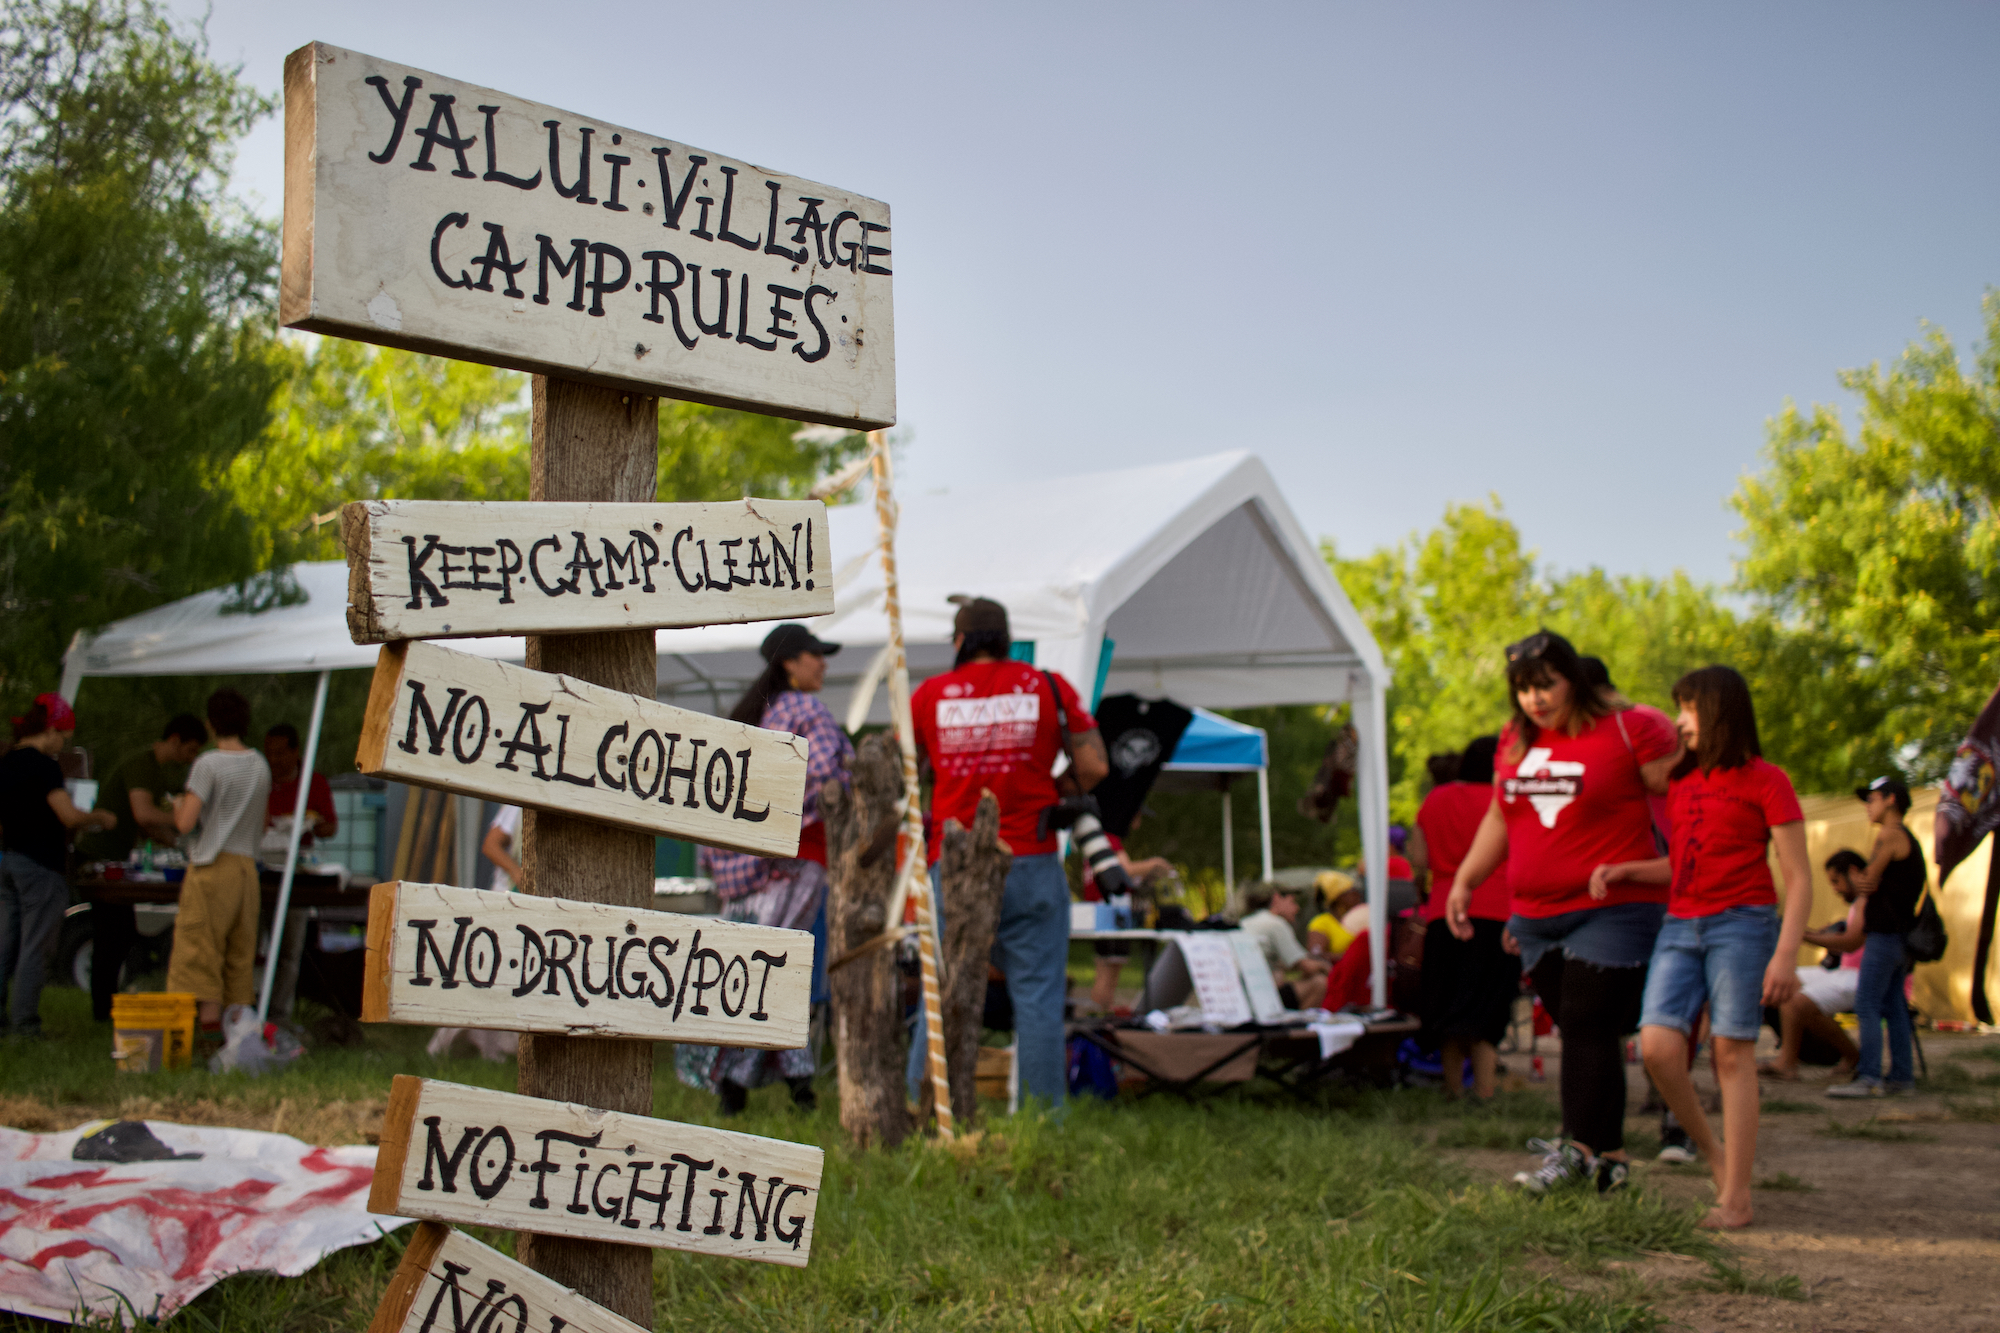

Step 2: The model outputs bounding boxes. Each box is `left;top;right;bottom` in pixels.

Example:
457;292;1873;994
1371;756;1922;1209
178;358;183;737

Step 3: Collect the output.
1793;787;1995;1022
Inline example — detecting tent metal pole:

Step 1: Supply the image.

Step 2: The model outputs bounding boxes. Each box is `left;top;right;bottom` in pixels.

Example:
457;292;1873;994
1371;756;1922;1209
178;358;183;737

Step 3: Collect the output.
1221;788;1235;892
1257;767;1274;883
1353;681;1390;1010
258;667;329;1025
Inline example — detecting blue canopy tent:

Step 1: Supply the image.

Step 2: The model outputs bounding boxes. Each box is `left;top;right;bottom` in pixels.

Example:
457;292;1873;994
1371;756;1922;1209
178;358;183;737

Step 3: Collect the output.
1157;707;1272;889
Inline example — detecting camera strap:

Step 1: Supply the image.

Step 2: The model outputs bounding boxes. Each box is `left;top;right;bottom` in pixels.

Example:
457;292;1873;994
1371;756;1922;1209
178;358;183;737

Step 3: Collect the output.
1042;670;1082;797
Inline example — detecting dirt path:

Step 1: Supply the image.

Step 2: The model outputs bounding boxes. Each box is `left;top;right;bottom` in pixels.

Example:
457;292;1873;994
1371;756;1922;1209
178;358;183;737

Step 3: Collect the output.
1447;1030;2000;1331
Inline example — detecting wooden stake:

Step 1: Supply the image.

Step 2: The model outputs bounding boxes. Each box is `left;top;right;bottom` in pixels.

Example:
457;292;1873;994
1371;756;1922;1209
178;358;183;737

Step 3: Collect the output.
867;431;952;1136
516;375;659;1325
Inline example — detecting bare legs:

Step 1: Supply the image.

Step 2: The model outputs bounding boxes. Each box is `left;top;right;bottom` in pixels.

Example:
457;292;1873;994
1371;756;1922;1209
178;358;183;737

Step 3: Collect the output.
1765;994;1859;1079
1642;1026;1757;1228
1440;1039;1500;1100
1090;957;1124;1012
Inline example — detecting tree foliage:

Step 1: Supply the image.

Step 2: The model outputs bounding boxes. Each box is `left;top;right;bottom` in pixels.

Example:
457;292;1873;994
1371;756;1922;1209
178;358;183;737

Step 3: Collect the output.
1734;294;2000;781
0;0;278;703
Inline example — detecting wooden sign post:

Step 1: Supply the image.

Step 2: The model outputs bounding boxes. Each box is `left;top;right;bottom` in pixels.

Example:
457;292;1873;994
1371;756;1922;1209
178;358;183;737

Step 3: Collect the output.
287;39;893;1325
356;639;810;856
362;880;814;1048
371;1224;649;1333
343;498;832;642
370;1076;823;1265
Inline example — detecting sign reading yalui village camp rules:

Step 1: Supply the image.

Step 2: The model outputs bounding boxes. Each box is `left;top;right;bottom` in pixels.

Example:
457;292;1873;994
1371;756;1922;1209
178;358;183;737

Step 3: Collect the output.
283;43;894;429
362;881;814;1048
343;498;833;642
369;1077;824;1266
370;1223;648;1333
357;640;808;857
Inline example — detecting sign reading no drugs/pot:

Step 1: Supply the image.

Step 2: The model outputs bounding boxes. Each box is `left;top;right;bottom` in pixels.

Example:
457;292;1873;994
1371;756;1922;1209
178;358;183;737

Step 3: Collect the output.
283;42;894;429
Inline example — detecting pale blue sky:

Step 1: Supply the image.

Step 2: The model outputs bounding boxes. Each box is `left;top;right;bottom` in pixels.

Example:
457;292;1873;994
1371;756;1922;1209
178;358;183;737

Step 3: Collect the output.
179;1;2000;586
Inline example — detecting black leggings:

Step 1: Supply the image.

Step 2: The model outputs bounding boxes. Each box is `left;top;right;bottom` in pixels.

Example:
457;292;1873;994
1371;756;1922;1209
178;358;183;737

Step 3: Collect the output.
1530;950;1647;1155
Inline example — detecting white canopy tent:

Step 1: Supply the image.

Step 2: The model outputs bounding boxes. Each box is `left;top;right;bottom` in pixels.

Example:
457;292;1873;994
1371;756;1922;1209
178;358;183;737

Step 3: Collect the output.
62;450;1396;1005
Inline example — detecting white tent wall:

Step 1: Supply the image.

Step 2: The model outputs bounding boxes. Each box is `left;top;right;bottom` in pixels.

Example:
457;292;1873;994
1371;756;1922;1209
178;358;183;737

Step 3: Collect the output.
62;451;1393;1007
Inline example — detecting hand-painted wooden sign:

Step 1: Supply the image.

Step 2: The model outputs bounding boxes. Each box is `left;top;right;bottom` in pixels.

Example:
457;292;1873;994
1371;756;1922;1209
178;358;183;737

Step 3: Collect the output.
283;42;894;429
369;1077;823;1266
344;498;832;643
369;1222;647;1333
356;641;807;857
362;881;813;1047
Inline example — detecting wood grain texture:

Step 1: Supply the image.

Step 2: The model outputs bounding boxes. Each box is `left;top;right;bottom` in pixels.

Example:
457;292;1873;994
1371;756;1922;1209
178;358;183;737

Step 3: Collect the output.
372;1077;823;1266
932;794;1011;1125
342;498;833;642
368;1074;425;1216
362;881;813;1045
353;639;808;856
280;43;894;430
819;733;911;1148
516;375;661;1322
372;1224;650;1333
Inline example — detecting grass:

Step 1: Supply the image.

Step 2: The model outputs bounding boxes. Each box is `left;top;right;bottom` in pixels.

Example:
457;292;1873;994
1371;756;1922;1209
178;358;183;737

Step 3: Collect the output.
1815;1116;1936;1143
1757;1098;1816;1114
0;989;1732;1332
1925;1061;2000;1091
1944;1097;2000;1124
1954;1043;2000;1063
1753;1172;1817;1192
1690;1258;1806;1301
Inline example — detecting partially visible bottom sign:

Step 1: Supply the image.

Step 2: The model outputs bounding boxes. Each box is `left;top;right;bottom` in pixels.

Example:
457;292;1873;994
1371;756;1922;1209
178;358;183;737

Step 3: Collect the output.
369;1222;646;1333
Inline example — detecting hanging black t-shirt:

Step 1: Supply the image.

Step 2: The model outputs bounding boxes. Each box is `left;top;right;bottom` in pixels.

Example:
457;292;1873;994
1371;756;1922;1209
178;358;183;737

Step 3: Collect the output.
0;747;68;873
1088;695;1195;838
1864;832;1927;936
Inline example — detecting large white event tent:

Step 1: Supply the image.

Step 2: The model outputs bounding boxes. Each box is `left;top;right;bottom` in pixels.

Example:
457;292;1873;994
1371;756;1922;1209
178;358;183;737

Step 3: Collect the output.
61;450;1396;1004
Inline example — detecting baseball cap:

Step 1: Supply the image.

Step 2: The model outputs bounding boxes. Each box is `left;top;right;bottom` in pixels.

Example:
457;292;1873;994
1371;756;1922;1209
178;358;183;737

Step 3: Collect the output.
759;623;840;663
948;594;1009;638
23;692;76;733
1855;775;1911;812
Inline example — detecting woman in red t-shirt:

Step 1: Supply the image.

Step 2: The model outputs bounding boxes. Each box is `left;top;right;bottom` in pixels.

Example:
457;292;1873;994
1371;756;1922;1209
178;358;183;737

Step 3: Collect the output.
1595;666;1810;1230
1413;734;1518;1101
1444;630;1681;1195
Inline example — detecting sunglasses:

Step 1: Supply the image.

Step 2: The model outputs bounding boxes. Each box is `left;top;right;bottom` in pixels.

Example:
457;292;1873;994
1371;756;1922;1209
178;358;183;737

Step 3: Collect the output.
1505;631;1553;663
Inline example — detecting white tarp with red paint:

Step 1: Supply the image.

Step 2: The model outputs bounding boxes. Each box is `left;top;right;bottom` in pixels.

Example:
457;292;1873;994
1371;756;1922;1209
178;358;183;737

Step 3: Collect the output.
0;1119;407;1326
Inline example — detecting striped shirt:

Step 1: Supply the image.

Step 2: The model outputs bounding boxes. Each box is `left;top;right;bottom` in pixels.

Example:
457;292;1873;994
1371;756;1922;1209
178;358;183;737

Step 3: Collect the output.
185;749;273;866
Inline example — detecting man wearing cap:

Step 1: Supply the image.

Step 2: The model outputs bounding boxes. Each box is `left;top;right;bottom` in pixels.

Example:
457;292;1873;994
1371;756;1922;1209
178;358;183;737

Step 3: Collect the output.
1827;776;1928;1096
908;596;1109;1107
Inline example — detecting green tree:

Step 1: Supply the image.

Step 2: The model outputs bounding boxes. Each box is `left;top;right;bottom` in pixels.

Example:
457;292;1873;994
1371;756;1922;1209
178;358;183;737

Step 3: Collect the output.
0;0;281;704
658;410;865;502
1733;293;2000;783
229;339;532;565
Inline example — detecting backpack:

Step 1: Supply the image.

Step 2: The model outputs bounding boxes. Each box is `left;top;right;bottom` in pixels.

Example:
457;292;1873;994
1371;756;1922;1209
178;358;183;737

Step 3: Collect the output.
1904;881;1949;964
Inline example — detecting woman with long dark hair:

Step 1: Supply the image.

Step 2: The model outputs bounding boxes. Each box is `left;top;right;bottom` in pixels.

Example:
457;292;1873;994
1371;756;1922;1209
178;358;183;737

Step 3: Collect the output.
1594;666;1810;1229
677;624;852;1115
1444;630;1681;1193
1413;734;1518;1101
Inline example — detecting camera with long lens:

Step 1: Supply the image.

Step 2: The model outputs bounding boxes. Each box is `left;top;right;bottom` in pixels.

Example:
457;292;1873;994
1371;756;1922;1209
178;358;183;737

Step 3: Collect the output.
1037;794;1133;895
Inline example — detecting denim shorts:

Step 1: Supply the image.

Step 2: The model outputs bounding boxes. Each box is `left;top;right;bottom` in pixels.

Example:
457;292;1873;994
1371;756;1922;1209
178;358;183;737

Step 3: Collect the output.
1639;905;1778;1042
1507;901;1666;974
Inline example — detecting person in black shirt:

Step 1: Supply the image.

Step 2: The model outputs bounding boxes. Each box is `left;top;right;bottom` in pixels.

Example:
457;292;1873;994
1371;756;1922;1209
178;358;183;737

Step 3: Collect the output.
1827;776;1925;1097
0;694;116;1036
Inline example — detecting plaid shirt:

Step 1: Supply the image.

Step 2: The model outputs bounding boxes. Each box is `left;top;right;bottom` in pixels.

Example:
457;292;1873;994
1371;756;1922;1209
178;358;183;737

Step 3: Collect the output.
701;690;854;901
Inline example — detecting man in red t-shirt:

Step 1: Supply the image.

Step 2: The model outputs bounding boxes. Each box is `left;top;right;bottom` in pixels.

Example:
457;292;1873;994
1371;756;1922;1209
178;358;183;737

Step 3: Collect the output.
264;724;337;848
908;596;1108;1107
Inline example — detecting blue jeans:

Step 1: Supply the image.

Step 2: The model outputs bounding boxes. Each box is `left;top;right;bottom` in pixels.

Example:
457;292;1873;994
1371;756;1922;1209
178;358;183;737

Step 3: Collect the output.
0;853;68;1035
1854;932;1914;1085
1640;905;1778;1042
908;852;1071;1109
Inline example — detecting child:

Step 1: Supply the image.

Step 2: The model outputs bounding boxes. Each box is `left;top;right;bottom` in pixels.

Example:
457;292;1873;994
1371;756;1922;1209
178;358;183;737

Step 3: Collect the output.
1588;666;1810;1229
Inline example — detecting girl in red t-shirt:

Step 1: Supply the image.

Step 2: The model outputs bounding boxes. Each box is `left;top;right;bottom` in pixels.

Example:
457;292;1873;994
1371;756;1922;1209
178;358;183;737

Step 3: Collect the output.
1413;734;1519;1101
1593;666;1811;1230
1444;629;1682;1195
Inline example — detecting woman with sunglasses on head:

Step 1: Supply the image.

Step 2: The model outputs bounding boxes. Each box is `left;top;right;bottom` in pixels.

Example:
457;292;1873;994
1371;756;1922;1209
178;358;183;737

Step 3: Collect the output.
1444;630;1682;1194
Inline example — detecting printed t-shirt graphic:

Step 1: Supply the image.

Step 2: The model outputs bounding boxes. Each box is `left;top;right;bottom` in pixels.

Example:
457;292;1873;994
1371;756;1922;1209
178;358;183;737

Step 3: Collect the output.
912;661;1094;864
1665;758;1803;918
1496;708;1676;918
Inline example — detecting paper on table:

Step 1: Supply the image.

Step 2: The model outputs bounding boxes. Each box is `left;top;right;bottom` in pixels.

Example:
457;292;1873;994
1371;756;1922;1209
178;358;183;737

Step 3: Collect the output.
1170;932;1252;1027
1226;932;1289;1024
1307;1017;1367;1060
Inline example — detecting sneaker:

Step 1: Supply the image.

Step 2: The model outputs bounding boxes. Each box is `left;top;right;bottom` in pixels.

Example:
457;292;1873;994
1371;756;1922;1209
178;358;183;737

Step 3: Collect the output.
1595;1158;1631;1194
1656;1141;1698;1165
1826;1078;1883;1099
1513;1138;1590;1193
